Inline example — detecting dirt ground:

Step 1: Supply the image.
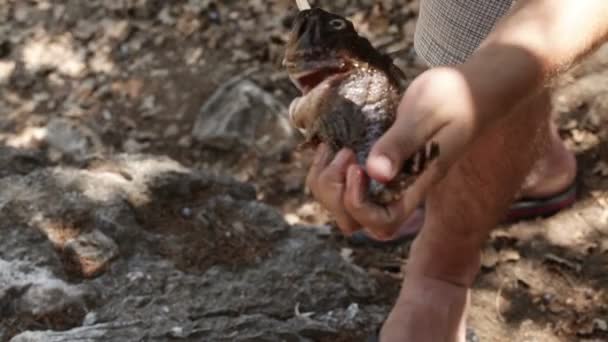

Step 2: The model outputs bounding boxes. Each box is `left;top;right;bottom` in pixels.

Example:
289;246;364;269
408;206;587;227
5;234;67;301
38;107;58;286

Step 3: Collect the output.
1;0;607;341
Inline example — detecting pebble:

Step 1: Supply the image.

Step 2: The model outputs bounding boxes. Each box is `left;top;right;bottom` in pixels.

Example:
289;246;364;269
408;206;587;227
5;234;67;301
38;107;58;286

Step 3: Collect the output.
83;312;98;326
180;207;193;219
169;326;187;338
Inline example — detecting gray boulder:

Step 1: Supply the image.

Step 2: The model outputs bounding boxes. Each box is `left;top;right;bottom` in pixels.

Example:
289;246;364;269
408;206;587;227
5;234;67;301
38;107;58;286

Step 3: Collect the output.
1;154;388;341
192;78;296;155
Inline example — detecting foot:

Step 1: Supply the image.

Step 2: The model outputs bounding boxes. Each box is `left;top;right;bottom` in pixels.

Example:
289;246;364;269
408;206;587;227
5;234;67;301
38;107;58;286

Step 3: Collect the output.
380;273;470;342
518;123;577;198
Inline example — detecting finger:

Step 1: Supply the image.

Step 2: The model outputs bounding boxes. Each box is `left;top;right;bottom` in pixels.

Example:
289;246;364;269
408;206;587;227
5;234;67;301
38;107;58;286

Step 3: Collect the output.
367;98;443;183
326;150;361;234
343;165;408;240
307;148;362;235
334;213;361;236
318;149;361;235
395;124;458;213
306;143;331;192
360;195;423;241
317;148;356;185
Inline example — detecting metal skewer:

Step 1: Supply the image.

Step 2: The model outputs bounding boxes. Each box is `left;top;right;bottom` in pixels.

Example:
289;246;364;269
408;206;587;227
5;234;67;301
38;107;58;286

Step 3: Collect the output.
295;0;311;10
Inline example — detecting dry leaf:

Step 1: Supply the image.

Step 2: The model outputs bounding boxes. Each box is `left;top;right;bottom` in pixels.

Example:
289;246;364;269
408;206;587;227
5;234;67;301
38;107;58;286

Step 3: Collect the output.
592;161;608;176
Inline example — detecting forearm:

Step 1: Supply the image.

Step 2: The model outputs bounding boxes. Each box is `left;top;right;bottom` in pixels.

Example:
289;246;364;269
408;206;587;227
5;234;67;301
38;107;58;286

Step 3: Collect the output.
484;0;608;75
460;0;608;124
409;1;608;283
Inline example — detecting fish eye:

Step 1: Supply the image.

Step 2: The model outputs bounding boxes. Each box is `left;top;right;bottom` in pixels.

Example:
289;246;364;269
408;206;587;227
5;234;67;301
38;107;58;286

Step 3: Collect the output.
329;18;347;30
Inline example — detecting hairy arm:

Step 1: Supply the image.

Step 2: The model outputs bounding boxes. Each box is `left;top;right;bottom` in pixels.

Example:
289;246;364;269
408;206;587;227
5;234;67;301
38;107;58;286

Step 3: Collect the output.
344;0;608;239
461;0;608;126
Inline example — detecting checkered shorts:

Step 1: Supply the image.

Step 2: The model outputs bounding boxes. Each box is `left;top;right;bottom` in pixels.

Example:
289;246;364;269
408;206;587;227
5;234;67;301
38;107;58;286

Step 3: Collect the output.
415;0;515;66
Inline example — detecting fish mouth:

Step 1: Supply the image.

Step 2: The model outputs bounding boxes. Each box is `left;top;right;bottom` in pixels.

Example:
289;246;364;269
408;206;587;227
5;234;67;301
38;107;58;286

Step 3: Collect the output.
290;66;350;94
285;57;351;94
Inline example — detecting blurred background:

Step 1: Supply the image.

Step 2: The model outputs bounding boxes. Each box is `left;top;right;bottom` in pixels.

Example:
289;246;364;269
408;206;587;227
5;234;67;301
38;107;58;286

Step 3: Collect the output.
0;1;607;341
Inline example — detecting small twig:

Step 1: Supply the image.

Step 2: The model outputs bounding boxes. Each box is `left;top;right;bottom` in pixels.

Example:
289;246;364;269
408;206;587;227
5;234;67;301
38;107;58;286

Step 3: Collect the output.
294;302;315;319
295;0;311;10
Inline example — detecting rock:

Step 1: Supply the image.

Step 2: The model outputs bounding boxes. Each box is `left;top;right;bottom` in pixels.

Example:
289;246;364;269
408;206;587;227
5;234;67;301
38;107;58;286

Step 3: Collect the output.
162;123;179;138
123;138;148;153
0;259;93;341
45;118;103;161
192;77;295;156
62;230;119;278
0;146;47;178
10;322;143;342
1;154;387;340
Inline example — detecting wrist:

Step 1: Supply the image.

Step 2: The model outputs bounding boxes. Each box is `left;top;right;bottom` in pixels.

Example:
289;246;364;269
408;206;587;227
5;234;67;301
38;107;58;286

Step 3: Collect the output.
456;43;545;128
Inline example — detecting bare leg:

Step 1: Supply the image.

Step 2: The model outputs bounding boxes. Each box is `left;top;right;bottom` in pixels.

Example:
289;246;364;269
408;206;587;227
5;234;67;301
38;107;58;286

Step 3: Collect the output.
380;89;552;341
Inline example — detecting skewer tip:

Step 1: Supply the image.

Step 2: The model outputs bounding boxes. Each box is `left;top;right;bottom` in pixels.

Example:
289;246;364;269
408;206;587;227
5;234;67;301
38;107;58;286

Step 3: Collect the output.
295;0;311;11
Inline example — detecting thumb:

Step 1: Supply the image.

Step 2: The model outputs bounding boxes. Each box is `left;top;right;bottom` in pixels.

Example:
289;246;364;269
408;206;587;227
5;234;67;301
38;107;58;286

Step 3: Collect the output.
366;115;425;183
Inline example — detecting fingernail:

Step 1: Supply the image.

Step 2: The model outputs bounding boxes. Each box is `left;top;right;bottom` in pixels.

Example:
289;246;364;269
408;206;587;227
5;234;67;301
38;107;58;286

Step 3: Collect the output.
369;155;393;178
331;149;351;167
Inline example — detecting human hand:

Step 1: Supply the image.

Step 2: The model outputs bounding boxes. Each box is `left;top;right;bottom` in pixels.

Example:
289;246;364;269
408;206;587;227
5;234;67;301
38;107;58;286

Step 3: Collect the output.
306;66;503;238
352;66;506;238
306;145;425;239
